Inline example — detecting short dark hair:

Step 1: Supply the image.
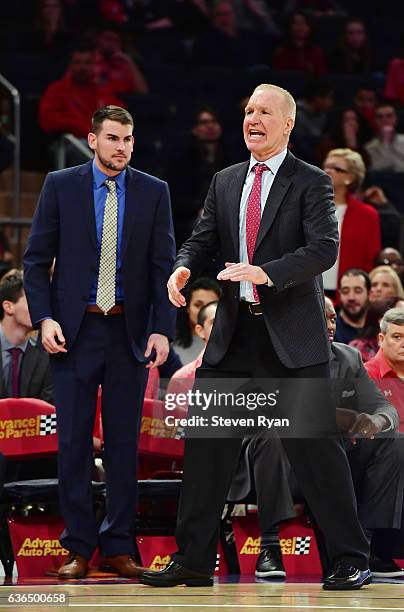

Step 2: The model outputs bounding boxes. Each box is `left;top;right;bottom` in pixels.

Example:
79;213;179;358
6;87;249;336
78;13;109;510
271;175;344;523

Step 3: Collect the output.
0;272;24;320
339;268;371;292
91;105;134;135
197;301;218;327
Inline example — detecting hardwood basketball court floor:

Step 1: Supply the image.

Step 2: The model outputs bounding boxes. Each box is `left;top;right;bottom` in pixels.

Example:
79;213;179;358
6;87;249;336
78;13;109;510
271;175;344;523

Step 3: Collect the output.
1;575;404;611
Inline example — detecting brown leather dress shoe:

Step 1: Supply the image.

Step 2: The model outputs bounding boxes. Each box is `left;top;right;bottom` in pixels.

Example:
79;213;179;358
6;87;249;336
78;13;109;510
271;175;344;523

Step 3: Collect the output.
100;554;146;578
58;552;88;579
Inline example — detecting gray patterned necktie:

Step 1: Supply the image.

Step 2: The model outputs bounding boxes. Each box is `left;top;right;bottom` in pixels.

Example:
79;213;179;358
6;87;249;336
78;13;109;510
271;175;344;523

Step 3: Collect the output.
96;179;118;314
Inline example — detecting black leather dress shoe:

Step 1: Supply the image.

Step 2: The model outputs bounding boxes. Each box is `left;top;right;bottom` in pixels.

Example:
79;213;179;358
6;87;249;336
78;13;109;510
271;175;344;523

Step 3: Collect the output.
255;547;286;578
140;561;213;587
323;564;371;590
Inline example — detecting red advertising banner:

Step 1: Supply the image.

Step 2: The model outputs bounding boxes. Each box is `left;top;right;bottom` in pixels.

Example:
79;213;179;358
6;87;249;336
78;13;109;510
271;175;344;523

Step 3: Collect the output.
0;398;58;459
233;514;322;576
7;517;100;577
136;535;229;576
139;399;184;459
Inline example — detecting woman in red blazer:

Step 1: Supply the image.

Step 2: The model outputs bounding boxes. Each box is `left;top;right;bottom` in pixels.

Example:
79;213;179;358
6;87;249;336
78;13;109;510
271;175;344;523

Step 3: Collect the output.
322;148;381;293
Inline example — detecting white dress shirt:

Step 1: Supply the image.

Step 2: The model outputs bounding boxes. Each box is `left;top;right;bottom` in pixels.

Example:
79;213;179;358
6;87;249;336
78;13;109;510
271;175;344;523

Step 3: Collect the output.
239;148;288;302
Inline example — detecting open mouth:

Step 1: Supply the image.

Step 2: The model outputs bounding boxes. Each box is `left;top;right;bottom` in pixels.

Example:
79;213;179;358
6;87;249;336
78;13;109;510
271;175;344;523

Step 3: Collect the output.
249;130;265;139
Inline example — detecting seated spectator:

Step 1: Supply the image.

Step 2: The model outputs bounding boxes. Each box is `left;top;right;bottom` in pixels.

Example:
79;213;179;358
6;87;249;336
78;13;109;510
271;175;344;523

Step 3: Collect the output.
192;0;264;67
366;307;404;398
21;0;70;63
326;297;403;579
322;149;381;293
360;187;402;250
329;18;373;75
293;78;334;140
94;23;148;94
349;296;404;362
369;265;404;303
353;84;378;136
0;272;53;402
384;34;404;105
232;0;280;37
364;102;404;172
165;107;233;248
168;300;218;391
173;277;221;365
375;248;404;285
39;42;125;141
272;11;327;75
335;269;370;344
317;106;370;165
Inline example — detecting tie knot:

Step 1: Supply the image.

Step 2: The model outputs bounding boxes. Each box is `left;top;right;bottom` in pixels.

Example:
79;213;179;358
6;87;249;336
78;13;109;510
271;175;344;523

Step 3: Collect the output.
105;179;116;192
7;347;22;357
254;163;269;177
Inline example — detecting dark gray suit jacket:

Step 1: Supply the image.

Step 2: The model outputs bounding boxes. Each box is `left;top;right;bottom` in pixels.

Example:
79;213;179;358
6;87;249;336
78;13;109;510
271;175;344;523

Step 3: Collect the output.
0;338;54;404
175;150;339;368
331;342;398;429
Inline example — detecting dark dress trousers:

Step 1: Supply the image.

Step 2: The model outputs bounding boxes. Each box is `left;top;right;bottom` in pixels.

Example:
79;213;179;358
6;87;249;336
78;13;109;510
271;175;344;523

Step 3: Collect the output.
331;342;402;531
171;150;370;574
23;160;176;559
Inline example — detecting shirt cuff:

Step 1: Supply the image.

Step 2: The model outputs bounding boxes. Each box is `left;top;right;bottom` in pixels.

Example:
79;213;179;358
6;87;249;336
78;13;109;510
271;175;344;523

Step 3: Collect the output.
379;413;394;432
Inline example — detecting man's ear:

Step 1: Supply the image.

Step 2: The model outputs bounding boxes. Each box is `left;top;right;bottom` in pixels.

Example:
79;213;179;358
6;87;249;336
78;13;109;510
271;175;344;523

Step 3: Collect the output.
88;132;97;150
194;323;205;341
2;300;14;316
378;332;384;346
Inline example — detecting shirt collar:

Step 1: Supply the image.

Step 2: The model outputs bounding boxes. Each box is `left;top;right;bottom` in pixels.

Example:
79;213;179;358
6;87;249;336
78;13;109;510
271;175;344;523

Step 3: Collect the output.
92;159;126;191
374;348;399;378
248;147;288;177
0;323;29;354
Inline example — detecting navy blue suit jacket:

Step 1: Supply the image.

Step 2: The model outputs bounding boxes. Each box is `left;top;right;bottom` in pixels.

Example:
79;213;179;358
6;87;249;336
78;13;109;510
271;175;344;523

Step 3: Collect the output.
23;160;176;362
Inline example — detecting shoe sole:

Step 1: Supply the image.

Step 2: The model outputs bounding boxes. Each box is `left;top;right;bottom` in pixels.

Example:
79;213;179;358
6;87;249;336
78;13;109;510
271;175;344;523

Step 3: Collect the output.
140;577;214;587
323;575;372;590
371;571;404;578
57;571;87;580
255;570;286;578
99;565;144;578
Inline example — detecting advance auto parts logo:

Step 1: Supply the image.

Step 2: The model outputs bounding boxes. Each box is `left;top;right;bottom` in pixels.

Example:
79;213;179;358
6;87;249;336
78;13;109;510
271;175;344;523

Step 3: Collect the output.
149;555;170;571
0;414;57;439
17;538;68;558
240;536;311;556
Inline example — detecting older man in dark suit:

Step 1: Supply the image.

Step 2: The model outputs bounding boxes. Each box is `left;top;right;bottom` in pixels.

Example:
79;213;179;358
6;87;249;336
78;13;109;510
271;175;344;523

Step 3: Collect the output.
141;84;370;590
24;106;176;579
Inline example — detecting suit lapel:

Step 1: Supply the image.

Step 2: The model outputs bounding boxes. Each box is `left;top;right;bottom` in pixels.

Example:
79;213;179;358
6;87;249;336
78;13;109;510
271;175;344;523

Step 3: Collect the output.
78;161;98;252
121;166;141;262
254;151;295;254
20;343;36;397
228;162;249;257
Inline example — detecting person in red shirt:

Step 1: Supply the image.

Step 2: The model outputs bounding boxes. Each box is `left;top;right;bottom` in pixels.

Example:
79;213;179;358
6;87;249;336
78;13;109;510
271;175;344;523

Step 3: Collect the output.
94;24;149;94
39;43;125;140
365;307;404;430
272;12;327;76
322;148;381;294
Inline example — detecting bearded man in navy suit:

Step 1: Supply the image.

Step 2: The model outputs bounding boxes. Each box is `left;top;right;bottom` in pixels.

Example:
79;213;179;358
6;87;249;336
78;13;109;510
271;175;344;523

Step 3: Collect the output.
24;105;176;579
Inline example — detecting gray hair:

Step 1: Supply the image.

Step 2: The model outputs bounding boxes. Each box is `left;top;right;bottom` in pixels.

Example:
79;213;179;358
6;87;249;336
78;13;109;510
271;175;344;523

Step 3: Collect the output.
252;83;296;121
380;308;404;334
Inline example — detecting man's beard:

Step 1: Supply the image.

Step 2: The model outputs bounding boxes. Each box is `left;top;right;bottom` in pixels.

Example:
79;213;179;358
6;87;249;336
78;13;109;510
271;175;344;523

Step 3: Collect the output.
341;304;367;323
98;153;129;172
